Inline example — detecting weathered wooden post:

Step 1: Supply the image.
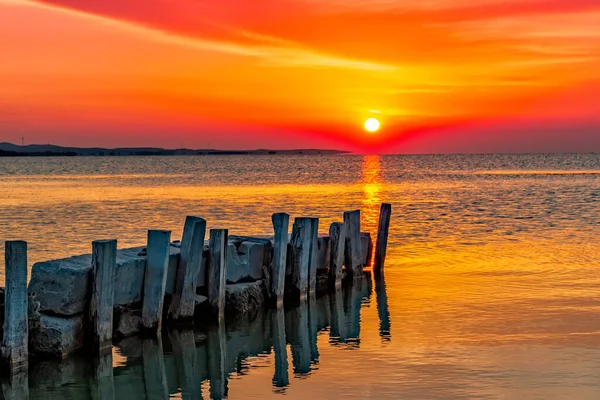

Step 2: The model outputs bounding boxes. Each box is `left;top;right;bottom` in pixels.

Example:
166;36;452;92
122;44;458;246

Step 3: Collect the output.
271;213;290;306
329;222;346;288
142;230;171;333
1;241;28;373
344;210;363;276
374;203;392;272
308;218;319;294
289;218;312;301
169;216;206;322
208;229;228;319
89;239;117;354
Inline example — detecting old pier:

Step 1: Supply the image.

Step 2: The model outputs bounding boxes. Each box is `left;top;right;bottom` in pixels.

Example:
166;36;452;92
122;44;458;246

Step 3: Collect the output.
0;204;392;381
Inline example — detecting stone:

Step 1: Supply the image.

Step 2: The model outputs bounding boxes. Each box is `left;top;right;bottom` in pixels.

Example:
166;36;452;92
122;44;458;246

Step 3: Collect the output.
113;247;146;306
114;307;142;339
225;281;265;316
30;314;84;358
226;240;271;284
28;255;91;316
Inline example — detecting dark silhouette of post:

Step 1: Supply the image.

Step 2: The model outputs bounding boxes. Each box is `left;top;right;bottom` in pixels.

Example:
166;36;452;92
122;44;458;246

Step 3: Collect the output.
308;218;319;294
142;230;171;333
169;216;206;322
328;222;346;288
374;203;392;271
89;239;117;354
1;241;28;373
208;229;228;319
271;213;290;306
1;369;29;400
343;210;363;276
289;218;312;301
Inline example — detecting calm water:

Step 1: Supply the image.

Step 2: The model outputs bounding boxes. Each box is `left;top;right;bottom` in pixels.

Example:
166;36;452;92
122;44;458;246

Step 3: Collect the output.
1;154;599;399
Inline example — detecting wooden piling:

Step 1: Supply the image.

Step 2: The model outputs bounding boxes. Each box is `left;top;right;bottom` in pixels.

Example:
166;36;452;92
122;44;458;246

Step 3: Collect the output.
142;230;171;333
1;241;28;373
89;239;117;354
271;213;290;306
168;216;206;322
374;203;392;271
329;222;346;288
208;229;228;319
308;218;319;294
343;210;363;276
289;218;312;301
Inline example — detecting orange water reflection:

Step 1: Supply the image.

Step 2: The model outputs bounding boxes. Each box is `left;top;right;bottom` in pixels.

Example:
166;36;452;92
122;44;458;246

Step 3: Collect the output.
360;155;382;268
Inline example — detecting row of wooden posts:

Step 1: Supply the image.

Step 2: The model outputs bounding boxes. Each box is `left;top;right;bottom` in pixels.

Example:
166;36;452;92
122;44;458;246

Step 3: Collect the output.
1;203;391;375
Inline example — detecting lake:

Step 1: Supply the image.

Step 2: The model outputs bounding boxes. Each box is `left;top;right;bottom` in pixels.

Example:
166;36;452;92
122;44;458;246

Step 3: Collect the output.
0;154;599;399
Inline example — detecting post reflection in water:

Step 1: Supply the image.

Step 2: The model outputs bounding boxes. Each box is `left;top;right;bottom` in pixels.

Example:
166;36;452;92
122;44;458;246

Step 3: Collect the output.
271;307;289;389
207;322;228;400
142;338;169;400
374;272;392;341
287;300;311;376
90;351;115;400
169;329;203;399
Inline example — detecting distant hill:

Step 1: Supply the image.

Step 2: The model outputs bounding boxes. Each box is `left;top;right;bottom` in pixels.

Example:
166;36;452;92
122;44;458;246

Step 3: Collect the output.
0;142;349;157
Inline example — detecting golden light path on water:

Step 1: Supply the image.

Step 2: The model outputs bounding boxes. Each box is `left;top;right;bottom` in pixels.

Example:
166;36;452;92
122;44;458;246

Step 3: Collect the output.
0;154;599;399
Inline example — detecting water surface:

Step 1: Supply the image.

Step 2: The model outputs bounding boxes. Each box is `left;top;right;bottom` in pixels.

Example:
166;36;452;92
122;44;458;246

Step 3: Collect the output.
0;154;599;399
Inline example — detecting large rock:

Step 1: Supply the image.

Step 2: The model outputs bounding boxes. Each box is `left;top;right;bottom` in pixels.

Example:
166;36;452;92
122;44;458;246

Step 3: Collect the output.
316;236;331;271
114;247;146;306
226;237;272;284
28;245;182;316
114;306;142;339
28;254;92;316
225;281;265;316
30;314;84;358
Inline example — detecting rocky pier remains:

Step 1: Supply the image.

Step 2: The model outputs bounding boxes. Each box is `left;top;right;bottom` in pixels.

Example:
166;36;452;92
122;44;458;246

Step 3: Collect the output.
0;204;392;381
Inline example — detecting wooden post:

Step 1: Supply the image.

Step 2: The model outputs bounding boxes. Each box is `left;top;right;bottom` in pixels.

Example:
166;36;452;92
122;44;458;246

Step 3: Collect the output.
374;203;392;272
169;216;206;322
308;218;319;294
208;229;228;319
89;239;117;354
271;213;289;306
289;218;311;301
142;230;171;333
1;241;28;373
343;210;363;276
329;222;346;288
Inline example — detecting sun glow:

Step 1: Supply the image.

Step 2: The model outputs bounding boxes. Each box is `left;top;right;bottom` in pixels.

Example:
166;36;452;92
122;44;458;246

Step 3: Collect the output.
364;118;380;133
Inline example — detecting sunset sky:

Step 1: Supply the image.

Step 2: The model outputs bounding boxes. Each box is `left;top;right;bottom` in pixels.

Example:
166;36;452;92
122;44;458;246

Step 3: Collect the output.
1;0;599;153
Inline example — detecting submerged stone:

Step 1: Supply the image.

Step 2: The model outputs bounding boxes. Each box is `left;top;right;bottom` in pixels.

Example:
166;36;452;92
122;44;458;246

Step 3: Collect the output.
225;281;265;316
30;314;84;358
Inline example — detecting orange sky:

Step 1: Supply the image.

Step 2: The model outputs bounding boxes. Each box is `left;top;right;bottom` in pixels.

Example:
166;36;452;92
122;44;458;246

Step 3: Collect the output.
1;0;599;152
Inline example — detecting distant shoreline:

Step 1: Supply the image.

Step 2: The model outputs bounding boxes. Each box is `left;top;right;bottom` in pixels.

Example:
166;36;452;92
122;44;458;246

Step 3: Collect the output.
0;142;349;157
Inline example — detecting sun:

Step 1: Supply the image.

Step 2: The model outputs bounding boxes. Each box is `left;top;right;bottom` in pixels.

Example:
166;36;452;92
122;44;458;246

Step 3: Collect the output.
364;117;380;133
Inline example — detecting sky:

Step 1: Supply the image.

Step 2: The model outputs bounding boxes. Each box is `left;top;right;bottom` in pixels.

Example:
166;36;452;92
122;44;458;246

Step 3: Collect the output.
0;0;599;153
